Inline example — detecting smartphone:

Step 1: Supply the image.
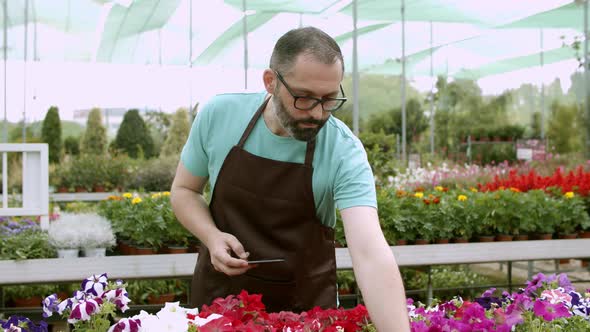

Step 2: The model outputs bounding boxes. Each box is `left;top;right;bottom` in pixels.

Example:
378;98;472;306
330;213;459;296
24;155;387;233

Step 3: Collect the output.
247;258;285;264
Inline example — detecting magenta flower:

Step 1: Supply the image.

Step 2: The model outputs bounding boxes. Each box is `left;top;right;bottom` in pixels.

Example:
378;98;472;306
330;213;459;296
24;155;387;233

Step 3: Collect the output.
107;318;141;332
102;288;131;312
68;298;103;323
541;288;572;305
533;300;572;321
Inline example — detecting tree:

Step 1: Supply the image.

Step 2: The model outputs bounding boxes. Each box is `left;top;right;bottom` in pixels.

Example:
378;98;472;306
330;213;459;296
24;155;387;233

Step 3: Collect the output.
113;109;155;159
64;136;80;156
41;106;62;163
144;110;171;157
81;108;108;155
160;108;190;157
546;102;584;154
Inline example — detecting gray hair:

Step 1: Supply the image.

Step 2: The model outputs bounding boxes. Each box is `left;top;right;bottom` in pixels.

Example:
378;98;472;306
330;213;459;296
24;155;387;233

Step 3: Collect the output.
269;27;344;76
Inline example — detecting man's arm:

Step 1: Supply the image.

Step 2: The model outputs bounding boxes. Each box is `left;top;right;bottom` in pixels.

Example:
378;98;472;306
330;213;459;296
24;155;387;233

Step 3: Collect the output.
341;206;410;332
170;162;250;275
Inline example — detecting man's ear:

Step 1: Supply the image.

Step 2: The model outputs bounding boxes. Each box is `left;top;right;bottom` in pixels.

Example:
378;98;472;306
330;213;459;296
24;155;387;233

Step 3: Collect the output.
263;69;276;94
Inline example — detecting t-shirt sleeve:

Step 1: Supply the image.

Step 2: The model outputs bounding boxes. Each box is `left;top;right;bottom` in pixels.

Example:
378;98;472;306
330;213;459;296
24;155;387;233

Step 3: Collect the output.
180;100;212;178
333;138;377;210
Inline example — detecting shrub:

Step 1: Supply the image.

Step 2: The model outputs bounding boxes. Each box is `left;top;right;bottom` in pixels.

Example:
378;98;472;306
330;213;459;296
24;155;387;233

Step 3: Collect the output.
113;109;155;159
41;106;62;163
81;108;108;155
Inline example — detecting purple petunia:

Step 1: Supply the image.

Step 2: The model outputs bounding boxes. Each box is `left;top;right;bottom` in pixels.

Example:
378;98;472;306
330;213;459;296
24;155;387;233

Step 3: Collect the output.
81;273;108;297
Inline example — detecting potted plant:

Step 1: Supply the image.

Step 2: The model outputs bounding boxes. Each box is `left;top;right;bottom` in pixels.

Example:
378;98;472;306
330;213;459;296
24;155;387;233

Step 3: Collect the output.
48;213;84;258
127;195;166;253
78;213;117;257
0;218;56;260
4;284;58;307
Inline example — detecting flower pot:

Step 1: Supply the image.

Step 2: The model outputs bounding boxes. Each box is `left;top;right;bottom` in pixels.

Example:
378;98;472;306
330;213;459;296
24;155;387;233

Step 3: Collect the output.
395;239;408;246
74;186;88;193
536;233;553;240
93;185;106;193
495;234;513;242
166;246;189;254
452;238;469;243
57;248;79;258
135;247;157;255
514;234;529;241
13;296;42;308
478;235;495;242
147;293;175;305
414;239;430;245
578;231;590;239
559;259;571;265
57;186;69;193
189;243;201;253
435;238;449;244
83;247;107;257
559;233;577;240
119;241;132;255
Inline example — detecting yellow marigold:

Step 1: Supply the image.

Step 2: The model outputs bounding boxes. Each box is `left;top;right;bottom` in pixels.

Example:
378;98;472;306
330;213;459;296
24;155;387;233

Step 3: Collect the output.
414;192;424;198
510;187;521;193
107;195;122;201
457;195;467;201
123;193;133;198
162;191;171;196
131;197;142;204
469;187;478;193
151;193;162;199
565;192;575;199
396;190;406;197
435;186;444;192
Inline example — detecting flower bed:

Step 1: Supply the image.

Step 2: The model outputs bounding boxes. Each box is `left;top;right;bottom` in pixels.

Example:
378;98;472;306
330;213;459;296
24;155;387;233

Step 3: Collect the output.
1;273;589;331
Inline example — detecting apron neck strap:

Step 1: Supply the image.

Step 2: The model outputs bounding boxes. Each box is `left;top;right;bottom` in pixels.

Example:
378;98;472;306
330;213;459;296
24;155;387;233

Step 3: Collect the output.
238;95;316;167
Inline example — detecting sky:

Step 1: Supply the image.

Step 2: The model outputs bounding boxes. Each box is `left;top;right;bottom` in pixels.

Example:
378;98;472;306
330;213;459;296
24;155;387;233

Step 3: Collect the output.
0;57;580;123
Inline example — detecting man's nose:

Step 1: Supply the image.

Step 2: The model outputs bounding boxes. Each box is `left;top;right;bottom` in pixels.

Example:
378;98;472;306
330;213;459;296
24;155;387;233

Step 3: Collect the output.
309;102;324;119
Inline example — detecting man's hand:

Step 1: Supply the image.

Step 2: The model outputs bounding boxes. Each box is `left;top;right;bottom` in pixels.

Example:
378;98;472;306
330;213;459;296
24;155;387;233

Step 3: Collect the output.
207;232;252;276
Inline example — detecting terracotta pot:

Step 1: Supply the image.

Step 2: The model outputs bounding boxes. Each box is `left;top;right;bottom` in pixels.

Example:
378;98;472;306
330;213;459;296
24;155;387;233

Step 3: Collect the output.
395;239;408;246
559;233;578;240
559;259;571;264
57;186;69;193
74;186;88;193
414;239;430;245
478;235;495;242
338;288;352;295
14;296;42;308
495;234;514;242
435;238;449;244
514;234;529;241
536;233;553;240
135;247;157;255
582;260;589;267
119;242;132;255
93;185;106;192
167;246;189;254
452;238;469;243
147;293;176;305
578;231;590;239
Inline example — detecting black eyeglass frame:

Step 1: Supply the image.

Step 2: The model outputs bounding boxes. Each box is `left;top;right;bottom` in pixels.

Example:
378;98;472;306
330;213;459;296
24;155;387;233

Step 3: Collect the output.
274;70;347;112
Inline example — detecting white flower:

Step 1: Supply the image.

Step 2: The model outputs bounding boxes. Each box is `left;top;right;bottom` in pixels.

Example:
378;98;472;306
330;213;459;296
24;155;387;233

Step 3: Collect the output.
68;298;102;323
81;273;108;296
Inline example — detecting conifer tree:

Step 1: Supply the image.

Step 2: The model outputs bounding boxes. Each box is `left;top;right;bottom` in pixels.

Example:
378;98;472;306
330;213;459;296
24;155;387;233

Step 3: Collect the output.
160;108;190;157
114;109;154;159
41;106;62;163
81;108;108;155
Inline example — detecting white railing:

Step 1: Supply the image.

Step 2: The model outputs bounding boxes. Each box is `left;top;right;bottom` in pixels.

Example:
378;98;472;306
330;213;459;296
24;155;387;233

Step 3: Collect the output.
0;144;49;229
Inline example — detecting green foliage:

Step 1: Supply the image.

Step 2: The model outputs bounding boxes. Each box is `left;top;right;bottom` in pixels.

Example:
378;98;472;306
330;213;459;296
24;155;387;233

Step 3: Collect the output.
514;312;590;332
547;102;585;154
113;109;155;159
402;266;492;303
9;121;39;143
3;284;58;301
0;229;56;260
41;106;62;163
144;110;172;157
81;108;108;155
64;136;81;156
128;157;178;191
358;131;400;184
160;108;190;157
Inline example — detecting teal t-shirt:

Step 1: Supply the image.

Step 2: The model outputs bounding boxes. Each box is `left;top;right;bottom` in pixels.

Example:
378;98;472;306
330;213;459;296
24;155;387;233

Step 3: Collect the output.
180;92;376;228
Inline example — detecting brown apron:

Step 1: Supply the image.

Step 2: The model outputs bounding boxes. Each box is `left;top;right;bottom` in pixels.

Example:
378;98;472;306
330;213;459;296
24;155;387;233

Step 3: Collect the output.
190;97;337;313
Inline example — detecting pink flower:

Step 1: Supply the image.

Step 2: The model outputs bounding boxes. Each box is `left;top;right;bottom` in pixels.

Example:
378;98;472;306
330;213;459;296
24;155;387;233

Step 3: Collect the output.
107;318;141;332
541;288;572;305
68;298;102;323
532;300;572;321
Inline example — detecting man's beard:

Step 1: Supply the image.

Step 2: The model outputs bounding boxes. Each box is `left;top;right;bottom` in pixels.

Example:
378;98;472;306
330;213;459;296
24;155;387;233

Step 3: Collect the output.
272;94;328;142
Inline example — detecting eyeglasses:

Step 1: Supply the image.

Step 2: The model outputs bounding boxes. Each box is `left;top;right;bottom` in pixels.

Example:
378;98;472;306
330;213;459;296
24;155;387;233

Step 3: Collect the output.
274;70;347;112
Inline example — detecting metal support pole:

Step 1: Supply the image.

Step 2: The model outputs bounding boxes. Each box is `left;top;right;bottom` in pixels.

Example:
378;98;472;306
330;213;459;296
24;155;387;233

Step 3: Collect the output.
540;29;545;139
23;0;29;143
242;0;248;90
507;261;513;293
426;266;433;306
429;21;434;155
401;0;407;164
3;0;7;144
189;0;193;115
352;0;359;136
585;0;590;158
